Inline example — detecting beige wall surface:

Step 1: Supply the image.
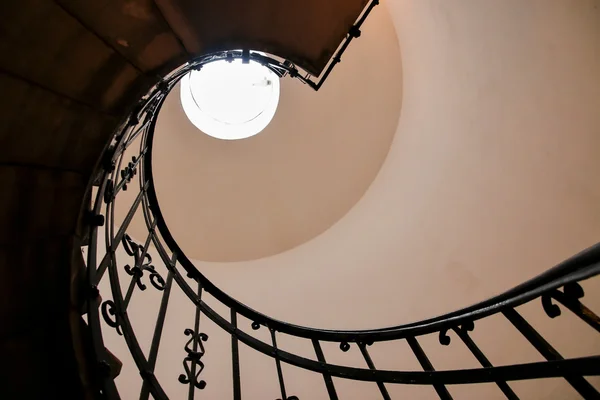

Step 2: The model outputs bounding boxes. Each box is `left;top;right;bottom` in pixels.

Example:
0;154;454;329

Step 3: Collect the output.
101;0;600;398
142;4;402;262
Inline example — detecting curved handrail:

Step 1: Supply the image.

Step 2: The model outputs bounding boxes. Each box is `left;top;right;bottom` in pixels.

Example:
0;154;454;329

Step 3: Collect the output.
85;49;600;400
163;239;600;385
143;57;600;343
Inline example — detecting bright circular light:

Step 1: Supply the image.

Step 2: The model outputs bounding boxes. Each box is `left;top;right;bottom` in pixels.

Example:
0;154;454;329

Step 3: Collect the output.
180;59;280;140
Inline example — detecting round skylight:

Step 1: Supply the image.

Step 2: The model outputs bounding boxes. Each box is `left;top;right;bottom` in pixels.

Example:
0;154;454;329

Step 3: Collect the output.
180;58;280;140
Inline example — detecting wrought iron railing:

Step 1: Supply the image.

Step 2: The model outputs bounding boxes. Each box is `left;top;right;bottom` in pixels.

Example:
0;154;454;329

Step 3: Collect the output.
82;51;600;399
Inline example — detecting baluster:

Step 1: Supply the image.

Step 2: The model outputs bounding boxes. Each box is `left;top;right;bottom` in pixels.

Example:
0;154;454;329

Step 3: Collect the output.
149;231;173;271
406;337;452;400
95;182;149;284
231;310;242;400
85;168;121;399
122;233;147;308
271;329;288;400
122;117;153;154
178;280;208;400
503;308;599;398
542;283;600;334
270;329;298;400
123;275;140;309
139;252;176;400
101;182;153;336
311;340;339;400
357;342;391;400
450;324;519;399
122;221;164;310
104;141;126;254
103;207;169;399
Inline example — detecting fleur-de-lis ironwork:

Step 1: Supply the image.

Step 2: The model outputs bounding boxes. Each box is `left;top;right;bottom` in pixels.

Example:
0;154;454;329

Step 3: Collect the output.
120;156;138;191
178;328;209;389
122;234;165;291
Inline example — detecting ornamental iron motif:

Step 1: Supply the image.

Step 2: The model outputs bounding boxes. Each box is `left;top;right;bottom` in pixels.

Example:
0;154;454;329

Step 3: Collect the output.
101;300;123;336
120;156;138;191
178;328;209;390
122;234;165;291
81;37;600;400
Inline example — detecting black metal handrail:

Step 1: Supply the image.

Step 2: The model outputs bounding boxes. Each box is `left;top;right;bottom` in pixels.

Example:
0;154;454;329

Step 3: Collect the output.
82;50;600;400
144;67;600;342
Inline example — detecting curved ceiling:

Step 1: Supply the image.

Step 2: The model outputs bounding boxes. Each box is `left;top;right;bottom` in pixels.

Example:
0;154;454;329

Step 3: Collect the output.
195;0;600;330
107;1;600;398
114;0;600;328
153;0;370;75
142;5;402;262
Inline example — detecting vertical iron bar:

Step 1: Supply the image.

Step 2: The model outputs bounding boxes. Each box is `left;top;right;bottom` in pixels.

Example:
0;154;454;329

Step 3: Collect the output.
270;329;288;400
139;253;176;400
105;133;127;257
137;219;157;268
452;327;519;399
563;300;600;333
123;278;137;308
95;182;148;285
112;182;148;247
503;308;599;398
122;120;150;151
357;343;391;400
188;280;203;400
312;340;339;400
95;253;113;286
406;337;453;400
231;310;242;400
124;220;158;310
105;219;169;399
85;174;121;399
551;293;600;333
150;232;172;271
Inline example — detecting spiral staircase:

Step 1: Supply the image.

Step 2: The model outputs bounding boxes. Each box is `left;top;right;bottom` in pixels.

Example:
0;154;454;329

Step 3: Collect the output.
1;1;600;399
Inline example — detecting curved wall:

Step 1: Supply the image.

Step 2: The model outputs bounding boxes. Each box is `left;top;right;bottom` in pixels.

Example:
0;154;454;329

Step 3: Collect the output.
147;4;402;262
105;1;600;399
199;0;600;329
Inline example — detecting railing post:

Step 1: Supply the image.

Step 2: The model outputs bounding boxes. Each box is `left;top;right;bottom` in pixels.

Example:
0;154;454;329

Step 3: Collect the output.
503;308;599;398
312;340;339;400
139;252;176;400
452;326;519;399
406;336;453;400
270;329;289;400
231;310;242;400
357;343;391;400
